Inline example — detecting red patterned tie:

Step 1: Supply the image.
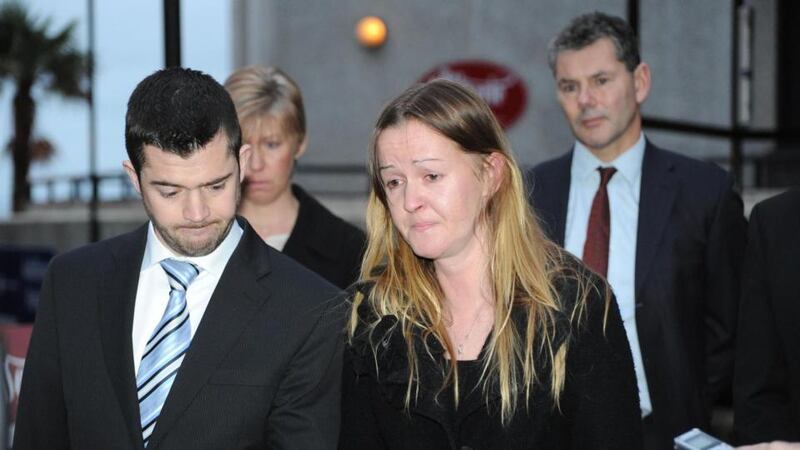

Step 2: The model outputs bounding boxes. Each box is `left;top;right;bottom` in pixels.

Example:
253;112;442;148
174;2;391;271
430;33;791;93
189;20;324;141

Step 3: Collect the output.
583;167;617;277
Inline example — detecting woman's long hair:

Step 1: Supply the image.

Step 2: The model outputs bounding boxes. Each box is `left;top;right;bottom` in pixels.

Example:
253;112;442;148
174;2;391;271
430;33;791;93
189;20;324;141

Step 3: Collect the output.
348;79;595;425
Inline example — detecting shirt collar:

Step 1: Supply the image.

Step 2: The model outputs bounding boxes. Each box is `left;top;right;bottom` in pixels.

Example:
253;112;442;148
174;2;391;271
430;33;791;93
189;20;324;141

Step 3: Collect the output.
571;133;646;186
140;219;243;278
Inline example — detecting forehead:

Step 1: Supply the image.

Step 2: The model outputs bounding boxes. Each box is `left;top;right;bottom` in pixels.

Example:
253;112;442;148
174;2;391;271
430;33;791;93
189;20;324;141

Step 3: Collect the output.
376;120;463;164
555;38;624;79
242;114;292;140
140;132;235;183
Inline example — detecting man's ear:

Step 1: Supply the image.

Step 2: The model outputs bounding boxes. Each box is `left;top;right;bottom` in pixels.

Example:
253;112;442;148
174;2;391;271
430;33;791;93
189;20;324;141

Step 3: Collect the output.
482;152;506;198
633;62;651;105
238;144;252;182
122;160;141;195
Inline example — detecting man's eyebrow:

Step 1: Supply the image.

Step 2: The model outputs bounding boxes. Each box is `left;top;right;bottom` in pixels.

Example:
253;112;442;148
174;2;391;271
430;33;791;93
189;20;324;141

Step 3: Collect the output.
558;70;610;84
201;173;233;187
149;173;233;189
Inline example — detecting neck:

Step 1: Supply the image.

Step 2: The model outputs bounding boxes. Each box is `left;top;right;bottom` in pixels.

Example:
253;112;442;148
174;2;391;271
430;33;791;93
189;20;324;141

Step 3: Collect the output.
434;241;493;316
238;187;299;239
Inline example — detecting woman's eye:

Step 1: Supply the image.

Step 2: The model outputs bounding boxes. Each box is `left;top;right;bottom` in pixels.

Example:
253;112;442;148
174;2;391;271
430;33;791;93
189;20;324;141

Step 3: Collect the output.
425;173;440;182
385;179;400;189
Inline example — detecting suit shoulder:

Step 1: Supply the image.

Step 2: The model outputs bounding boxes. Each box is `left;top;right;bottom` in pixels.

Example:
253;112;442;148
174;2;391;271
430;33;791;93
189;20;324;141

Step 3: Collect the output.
265;246;343;298
749;189;800;237
525;153;571;201
528;152;571;179
48;226;145;272
751;188;800;218
655;146;730;186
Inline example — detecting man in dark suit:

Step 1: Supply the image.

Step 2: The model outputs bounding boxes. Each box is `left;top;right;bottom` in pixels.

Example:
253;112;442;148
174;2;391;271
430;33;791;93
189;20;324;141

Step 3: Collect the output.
14;68;344;449
526;12;746;449
734;189;800;445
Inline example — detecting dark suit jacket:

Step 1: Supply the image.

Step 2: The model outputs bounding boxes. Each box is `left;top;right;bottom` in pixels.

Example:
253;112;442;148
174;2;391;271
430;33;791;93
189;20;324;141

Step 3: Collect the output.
283;185;366;290
734;188;800;444
527;142;746;447
339;257;643;449
14;220;345;450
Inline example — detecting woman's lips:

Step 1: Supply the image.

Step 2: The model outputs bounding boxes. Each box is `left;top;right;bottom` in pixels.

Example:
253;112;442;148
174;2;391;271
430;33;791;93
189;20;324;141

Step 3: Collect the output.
411;222;436;231
245;180;271;189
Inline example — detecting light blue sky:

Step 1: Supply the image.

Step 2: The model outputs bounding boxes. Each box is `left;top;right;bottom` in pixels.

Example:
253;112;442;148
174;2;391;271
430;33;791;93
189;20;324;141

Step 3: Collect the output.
0;0;232;217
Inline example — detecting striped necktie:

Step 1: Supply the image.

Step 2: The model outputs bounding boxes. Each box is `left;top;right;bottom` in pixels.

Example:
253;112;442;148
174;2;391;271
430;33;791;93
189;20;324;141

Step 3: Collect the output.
137;258;200;447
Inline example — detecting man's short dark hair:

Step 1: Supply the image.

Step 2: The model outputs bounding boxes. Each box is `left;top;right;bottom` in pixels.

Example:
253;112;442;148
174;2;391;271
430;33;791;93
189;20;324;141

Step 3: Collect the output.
547;12;641;74
125;67;242;175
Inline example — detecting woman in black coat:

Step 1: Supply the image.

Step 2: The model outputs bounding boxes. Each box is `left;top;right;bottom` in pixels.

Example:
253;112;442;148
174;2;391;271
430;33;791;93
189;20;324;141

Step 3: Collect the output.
225;66;365;289
339;80;642;449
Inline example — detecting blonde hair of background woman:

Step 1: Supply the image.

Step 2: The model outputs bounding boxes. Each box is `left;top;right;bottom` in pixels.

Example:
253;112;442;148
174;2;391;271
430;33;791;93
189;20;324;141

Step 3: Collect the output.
224;65;306;142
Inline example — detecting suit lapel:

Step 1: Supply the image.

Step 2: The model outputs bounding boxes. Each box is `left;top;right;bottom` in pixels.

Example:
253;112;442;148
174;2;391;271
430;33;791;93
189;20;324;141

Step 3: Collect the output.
99;224;148;449
635;143;678;299
147;223;272;448
532;152;571;245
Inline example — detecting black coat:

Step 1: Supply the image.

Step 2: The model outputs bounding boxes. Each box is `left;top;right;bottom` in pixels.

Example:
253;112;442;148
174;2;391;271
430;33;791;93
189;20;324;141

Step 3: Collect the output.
283;184;366;289
527;142;746;447
13;220;345;450
339;259;643;449
734;188;800;444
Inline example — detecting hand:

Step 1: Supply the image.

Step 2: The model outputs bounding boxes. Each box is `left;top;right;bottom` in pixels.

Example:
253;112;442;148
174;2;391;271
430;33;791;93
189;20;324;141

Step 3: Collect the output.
737;442;800;450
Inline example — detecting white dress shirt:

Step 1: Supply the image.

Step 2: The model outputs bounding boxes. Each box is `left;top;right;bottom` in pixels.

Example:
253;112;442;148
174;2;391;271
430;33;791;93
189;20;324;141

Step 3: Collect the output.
564;133;653;417
265;233;290;252
131;221;243;374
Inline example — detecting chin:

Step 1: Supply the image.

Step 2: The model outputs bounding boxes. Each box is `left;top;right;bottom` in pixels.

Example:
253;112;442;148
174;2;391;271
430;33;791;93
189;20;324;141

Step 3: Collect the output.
244;191;279;206
406;243;443;261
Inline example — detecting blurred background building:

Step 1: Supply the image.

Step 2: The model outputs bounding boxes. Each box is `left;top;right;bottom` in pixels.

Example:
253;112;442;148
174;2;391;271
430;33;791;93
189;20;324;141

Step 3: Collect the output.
1;0;797;254
0;1;797;446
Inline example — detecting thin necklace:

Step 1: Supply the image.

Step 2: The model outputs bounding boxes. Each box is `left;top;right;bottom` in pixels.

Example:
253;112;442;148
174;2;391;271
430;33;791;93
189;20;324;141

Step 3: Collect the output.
455;307;487;357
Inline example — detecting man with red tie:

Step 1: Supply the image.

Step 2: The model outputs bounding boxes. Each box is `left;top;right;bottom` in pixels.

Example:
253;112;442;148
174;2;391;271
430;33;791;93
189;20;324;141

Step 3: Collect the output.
526;12;746;450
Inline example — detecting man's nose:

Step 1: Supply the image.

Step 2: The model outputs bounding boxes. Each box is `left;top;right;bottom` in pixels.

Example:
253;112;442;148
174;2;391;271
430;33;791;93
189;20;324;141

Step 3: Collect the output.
183;189;210;223
577;85;596;108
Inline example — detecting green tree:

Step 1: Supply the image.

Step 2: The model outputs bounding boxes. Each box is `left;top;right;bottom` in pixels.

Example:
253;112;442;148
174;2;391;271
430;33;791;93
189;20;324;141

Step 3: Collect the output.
0;1;87;212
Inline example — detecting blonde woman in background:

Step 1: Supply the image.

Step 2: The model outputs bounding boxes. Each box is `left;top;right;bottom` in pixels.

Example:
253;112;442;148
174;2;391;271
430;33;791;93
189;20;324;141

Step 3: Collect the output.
339;79;642;449
224;66;365;289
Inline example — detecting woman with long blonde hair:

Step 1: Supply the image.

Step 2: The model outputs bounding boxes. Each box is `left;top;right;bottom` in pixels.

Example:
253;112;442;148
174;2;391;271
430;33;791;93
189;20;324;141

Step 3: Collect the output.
339;79;642;449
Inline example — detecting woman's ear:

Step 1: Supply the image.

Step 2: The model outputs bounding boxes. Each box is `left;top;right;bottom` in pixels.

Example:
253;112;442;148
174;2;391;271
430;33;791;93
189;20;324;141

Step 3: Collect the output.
295;135;308;159
482;152;506;198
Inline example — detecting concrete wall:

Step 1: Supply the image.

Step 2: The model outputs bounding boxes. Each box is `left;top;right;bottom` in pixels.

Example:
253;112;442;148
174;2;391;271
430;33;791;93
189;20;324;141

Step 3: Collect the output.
231;0;776;184
232;0;625;181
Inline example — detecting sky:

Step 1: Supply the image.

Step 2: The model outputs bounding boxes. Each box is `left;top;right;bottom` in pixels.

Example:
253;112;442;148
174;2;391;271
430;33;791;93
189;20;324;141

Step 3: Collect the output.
0;0;232;217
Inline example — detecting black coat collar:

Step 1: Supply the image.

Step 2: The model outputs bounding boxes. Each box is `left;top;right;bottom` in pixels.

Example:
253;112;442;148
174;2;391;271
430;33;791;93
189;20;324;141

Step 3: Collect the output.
347;283;571;430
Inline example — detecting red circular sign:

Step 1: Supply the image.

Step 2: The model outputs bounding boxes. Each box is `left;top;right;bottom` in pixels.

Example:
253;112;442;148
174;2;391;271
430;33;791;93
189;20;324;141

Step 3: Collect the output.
420;60;528;129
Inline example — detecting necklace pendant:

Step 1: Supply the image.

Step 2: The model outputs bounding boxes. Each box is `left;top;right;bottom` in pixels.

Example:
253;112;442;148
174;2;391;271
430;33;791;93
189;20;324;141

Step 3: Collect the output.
456;344;464;356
